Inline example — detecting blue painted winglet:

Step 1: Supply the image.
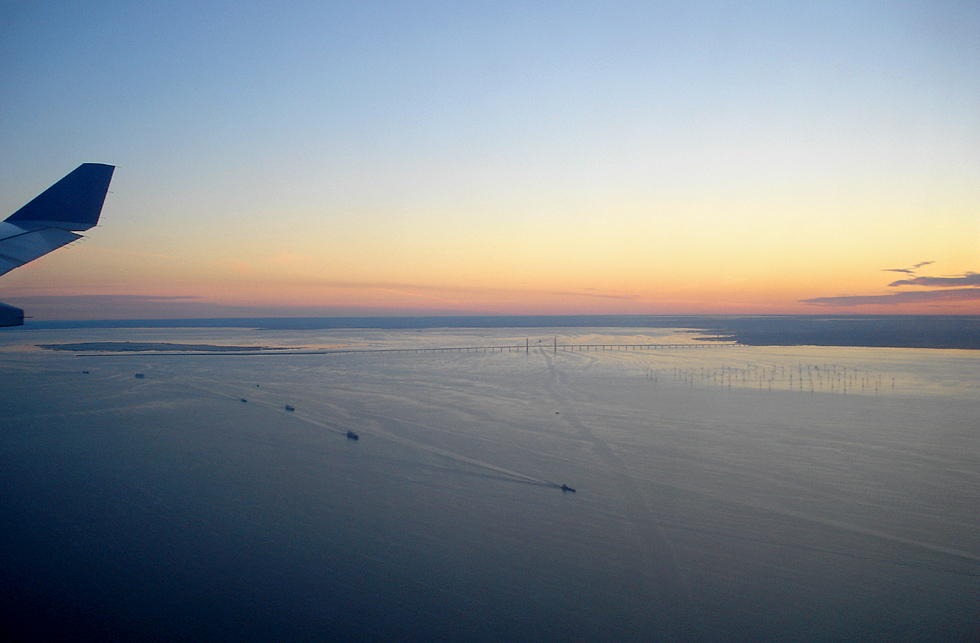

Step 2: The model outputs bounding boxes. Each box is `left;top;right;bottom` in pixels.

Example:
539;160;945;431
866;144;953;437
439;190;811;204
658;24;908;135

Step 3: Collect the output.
5;163;115;231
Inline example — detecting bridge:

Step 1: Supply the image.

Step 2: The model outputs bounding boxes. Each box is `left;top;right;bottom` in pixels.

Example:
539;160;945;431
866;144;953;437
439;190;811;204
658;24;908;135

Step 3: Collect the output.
305;338;736;356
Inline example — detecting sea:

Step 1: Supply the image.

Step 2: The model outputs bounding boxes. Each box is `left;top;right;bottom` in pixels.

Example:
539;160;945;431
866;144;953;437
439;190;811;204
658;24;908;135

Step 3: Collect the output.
1;316;978;642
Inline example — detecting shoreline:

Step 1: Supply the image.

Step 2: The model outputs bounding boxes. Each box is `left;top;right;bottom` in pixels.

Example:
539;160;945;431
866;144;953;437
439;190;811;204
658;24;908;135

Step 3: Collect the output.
14;314;980;351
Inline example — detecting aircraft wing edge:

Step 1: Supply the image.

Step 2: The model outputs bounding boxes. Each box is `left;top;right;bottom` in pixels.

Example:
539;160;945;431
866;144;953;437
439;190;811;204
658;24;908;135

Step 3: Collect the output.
0;227;83;278
0;302;24;327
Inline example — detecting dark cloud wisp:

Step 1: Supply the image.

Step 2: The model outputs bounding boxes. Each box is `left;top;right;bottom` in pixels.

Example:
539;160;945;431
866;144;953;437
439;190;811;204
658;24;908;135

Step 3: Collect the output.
804;266;979;308
887;272;980;288
882;260;934;276
802;288;980;307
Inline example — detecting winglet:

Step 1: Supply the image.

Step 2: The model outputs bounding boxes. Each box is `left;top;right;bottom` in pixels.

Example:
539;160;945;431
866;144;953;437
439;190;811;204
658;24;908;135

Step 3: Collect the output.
5;163;115;231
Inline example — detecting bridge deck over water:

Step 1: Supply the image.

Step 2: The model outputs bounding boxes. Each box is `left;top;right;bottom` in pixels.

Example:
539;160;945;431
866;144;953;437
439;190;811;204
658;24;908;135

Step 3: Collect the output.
311;341;737;355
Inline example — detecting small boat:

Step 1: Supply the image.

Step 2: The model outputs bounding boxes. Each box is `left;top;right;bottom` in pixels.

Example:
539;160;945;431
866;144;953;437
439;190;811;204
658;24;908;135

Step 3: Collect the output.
561;484;576;493
284;405;295;412
346;430;359;440
240;398;248;403
134;373;145;379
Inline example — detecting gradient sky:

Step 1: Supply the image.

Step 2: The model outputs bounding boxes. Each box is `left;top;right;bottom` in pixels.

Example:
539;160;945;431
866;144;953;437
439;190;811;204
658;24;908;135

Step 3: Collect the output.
1;0;977;319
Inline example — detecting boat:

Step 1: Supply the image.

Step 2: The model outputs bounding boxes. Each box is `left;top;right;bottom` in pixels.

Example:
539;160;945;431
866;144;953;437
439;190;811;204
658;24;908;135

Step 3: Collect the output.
561;484;576;493
346;430;359;440
240;398;248;403
285;405;295;411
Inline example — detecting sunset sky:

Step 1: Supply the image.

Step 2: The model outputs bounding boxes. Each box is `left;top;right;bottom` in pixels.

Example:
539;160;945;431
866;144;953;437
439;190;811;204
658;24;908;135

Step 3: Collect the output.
1;1;977;319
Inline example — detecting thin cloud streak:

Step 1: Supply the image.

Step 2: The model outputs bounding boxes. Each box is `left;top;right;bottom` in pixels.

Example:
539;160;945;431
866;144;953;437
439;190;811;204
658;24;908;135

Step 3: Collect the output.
887;272;980;288
308;280;639;301
81;245;182;261
882;260;935;276
7;286;642;320
12;295;203;303
802;288;980;307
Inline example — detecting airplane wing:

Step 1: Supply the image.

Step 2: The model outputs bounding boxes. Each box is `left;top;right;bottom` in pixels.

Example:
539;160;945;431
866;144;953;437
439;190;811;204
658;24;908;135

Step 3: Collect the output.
0;163;114;326
0;225;85;278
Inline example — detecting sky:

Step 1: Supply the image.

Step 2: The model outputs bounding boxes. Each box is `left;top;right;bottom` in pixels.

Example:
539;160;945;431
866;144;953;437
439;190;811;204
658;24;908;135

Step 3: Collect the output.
0;0;977;319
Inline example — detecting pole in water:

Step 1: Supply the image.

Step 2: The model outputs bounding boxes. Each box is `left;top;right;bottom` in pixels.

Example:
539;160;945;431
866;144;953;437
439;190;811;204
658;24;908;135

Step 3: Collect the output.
554;337;557;354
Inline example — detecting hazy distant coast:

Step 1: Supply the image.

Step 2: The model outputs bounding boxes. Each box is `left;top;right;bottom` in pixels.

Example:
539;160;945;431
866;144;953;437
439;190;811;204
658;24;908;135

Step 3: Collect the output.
694;316;980;350
38;342;278;353
24;315;980;350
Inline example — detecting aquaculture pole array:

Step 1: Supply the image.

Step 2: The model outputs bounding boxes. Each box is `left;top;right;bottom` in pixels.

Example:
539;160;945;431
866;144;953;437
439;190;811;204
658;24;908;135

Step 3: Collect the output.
646;362;898;395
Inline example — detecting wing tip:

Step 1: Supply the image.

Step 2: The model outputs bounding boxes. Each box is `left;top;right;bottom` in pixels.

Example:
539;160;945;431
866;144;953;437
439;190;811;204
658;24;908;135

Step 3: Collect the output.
4;163;115;230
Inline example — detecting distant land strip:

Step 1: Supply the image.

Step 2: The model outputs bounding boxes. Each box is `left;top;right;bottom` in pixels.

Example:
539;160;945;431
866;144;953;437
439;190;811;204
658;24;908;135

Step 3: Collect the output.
36;341;734;356
38;342;285;353
25;315;980;350
698;316;980;350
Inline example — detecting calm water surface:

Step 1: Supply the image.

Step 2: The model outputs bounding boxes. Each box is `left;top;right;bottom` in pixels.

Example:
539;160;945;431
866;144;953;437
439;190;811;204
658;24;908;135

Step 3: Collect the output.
1;327;978;642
